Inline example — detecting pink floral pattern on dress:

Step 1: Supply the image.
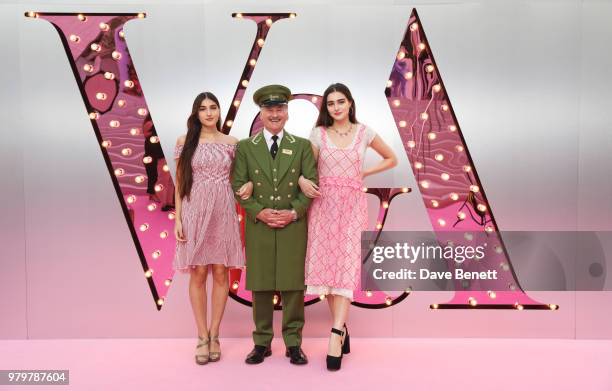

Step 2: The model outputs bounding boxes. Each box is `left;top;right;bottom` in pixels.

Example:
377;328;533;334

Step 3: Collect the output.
305;125;368;297
173;142;245;272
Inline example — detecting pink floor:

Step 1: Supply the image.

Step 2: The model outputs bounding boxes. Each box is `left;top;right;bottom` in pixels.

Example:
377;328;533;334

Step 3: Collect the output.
2;338;611;390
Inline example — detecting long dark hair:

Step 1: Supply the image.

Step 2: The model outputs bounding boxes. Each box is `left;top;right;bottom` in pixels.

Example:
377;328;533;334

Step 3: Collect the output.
177;92;222;199
315;83;358;127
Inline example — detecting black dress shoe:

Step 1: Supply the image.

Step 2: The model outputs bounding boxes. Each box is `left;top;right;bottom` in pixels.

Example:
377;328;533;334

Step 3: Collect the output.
285;346;308;365
245;345;271;364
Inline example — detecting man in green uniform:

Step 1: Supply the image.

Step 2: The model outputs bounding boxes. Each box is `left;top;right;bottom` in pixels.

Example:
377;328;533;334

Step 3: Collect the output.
231;85;318;365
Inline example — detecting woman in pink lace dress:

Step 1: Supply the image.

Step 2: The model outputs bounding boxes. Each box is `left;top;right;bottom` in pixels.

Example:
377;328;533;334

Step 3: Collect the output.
299;83;397;370
173;92;250;365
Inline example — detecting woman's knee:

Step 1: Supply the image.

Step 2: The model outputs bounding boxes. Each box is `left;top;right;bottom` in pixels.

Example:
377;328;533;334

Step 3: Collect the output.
211;266;228;285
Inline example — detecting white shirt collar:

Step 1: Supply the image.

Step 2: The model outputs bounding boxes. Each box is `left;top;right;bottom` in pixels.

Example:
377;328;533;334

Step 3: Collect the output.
263;128;284;145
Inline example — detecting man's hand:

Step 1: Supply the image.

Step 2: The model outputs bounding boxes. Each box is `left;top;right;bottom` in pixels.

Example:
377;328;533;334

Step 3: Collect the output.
256;209;295;228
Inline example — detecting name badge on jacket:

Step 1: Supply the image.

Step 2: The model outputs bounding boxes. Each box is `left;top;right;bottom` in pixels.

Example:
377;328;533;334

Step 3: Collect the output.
282;149;293;155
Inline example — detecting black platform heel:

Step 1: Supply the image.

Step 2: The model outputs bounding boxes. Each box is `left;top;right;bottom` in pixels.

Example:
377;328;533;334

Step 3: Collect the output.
342;324;350;354
326;327;345;371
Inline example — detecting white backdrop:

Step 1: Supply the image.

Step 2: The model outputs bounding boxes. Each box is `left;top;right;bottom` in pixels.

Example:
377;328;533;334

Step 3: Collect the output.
1;0;612;339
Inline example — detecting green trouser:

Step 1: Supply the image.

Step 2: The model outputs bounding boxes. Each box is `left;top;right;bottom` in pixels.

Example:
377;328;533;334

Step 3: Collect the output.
252;290;304;348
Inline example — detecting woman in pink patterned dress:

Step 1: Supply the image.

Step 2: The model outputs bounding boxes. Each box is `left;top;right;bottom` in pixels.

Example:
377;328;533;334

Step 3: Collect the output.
173;92;250;365
299;83;397;370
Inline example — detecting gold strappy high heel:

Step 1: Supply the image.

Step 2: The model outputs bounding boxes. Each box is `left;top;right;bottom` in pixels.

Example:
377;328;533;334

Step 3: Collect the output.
195;336;210;365
209;334;221;362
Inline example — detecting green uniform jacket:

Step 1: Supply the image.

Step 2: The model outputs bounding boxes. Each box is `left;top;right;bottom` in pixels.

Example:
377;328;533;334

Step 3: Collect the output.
231;131;318;291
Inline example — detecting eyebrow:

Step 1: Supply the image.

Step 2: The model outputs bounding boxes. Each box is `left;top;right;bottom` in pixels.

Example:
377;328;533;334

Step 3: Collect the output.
199;105;217;109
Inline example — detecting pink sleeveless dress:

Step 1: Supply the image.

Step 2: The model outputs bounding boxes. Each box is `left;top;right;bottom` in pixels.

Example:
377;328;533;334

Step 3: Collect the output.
173;142;245;272
305;125;371;300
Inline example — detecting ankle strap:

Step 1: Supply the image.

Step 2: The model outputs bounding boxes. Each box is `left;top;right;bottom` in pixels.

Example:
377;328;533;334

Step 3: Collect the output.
331;327;344;336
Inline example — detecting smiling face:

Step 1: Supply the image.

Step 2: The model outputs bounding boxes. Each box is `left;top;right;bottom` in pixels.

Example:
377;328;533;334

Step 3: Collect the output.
260;104;288;134
326;91;352;123
197;98;220;129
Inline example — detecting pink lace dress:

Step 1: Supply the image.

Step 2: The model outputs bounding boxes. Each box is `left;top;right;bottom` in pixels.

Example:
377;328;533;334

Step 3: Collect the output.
173;142;245;272
305;124;376;300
